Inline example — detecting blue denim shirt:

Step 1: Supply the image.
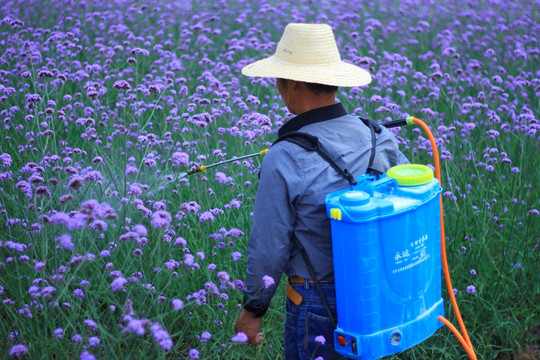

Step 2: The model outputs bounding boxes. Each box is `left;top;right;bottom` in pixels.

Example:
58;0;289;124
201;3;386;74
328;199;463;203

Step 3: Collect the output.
244;103;409;316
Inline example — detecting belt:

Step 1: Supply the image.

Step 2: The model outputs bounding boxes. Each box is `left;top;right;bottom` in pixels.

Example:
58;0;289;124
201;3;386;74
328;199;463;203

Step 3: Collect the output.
289;276;334;284
286;277;335;306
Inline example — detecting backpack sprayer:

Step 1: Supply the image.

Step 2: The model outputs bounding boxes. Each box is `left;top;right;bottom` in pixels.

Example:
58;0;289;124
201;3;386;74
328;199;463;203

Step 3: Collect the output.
188;116;477;360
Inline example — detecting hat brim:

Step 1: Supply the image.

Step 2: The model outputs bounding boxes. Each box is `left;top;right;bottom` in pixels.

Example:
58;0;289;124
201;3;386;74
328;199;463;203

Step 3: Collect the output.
241;55;372;87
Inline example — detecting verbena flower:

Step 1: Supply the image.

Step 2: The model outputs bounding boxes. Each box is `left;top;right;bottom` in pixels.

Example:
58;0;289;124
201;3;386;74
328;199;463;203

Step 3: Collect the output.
111;277;127;291
200;331;212;344
171;298;183;311
88;337;100;347
262;275;275;289
79;351;96;360
231;332;248;343
9;344;28;357
151;210;172;228
315;335;326;344
188;349;200;359
84;319;98;331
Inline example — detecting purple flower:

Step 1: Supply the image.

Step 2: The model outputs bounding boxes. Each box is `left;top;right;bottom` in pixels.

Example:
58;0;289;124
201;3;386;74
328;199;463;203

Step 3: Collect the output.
88;336;100;347
200;331;212;344
41;286;56;299
125;319;146;335
514;263;521;269
217;271;230;283
113;80;131;90
231;251;242;261
111;277;128;291
130;47;150;56
71;334;82;343
125;165;139;175
171;298;183;311
9;344;28;357
215;172;232;184
150;323;173;351
231;332;248;343
73;289;85;299
172;151;189;165
151;210;172;228
0;153;12;167
133;224;147;235
199;211;215;222
188;349;200;359
54;328;63;339
49;213;71;226
224;228;245;238
184;253;195;266
174;237;187;247
315;335;326;345
470;269;477;275
55;234;74;251
79;351;96;360
262;275;275;289
84;319;98;331
34;261;45;272
466;285;476;294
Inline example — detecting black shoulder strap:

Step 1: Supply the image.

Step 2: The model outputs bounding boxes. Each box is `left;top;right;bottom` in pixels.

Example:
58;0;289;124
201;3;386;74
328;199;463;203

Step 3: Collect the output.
273;132;357;186
292;235;337;327
363;119;383;178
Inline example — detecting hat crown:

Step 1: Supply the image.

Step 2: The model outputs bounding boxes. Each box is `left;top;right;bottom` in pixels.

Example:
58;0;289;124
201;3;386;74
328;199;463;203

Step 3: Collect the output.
275;23;342;66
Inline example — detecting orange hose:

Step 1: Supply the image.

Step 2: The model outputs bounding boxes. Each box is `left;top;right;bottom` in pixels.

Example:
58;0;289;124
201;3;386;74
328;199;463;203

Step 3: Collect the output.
411;117;477;360
439;316;477;360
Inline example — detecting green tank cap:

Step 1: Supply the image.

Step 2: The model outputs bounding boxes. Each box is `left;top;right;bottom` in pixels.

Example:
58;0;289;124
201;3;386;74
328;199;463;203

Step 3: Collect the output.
386;164;434;186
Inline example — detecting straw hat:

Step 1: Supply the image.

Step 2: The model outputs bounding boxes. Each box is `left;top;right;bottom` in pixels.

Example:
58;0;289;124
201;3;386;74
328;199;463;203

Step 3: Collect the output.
241;23;371;87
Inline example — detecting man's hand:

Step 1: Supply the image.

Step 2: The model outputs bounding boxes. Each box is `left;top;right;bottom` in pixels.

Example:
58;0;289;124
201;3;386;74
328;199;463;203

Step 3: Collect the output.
234;309;264;344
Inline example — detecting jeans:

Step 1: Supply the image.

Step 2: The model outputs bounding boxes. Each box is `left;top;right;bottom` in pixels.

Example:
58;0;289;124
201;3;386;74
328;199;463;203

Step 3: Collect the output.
284;281;347;360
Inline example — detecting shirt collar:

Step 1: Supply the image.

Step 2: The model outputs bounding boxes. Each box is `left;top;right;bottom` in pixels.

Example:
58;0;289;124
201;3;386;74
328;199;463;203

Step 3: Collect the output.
278;103;348;137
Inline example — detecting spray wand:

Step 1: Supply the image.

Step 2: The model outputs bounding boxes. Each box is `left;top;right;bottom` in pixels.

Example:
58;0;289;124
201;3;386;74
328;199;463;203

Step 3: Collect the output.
187;149;269;175
186;118;408;176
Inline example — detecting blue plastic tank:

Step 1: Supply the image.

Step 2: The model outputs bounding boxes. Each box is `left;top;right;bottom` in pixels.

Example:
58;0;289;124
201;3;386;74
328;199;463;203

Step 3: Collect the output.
326;164;444;360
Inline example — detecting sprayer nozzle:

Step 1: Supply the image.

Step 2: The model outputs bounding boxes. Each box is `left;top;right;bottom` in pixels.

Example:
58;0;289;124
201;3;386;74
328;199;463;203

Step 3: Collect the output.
187;165;205;175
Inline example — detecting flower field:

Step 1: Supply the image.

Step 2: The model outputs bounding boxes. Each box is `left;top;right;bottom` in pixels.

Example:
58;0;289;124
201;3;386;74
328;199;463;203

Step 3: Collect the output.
0;0;538;359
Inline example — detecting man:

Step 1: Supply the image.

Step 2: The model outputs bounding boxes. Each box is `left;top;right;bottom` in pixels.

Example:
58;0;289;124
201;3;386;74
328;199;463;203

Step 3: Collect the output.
235;23;408;359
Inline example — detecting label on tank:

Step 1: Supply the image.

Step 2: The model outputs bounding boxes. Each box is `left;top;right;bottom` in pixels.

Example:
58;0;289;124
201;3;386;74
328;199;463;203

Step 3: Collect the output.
392;233;430;274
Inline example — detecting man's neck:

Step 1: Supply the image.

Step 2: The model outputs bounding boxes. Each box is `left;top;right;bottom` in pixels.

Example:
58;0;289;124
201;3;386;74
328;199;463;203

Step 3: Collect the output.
294;96;336;115
288;81;336;115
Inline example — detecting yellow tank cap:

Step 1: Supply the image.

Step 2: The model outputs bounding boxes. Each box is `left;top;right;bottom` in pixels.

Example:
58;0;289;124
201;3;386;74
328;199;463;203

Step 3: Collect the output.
386;164;433;186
